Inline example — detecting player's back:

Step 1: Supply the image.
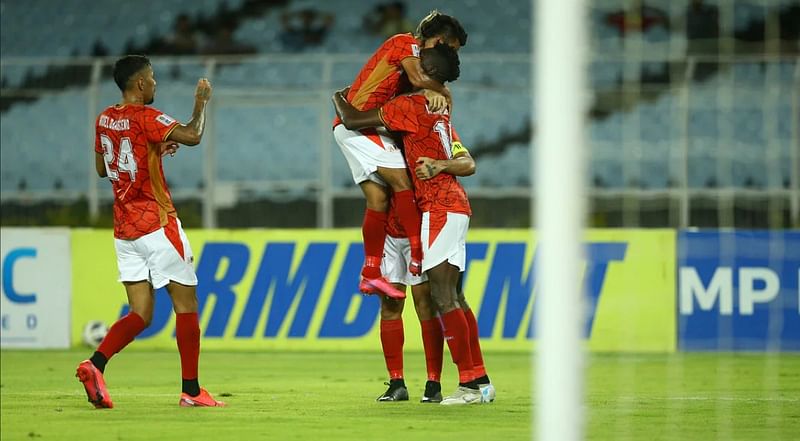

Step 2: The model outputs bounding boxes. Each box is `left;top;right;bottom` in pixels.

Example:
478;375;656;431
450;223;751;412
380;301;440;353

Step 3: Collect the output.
380;94;471;216
95;104;178;239
333;33;419;127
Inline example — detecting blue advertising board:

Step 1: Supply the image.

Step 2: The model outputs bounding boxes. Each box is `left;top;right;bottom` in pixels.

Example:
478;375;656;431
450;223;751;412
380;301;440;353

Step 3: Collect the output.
678;230;800;351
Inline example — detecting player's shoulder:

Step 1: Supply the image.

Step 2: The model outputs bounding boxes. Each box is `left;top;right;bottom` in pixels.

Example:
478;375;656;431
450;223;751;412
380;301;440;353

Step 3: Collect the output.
388;93;426;109
383;33;418;49
387;32;417;43
140;105;177;126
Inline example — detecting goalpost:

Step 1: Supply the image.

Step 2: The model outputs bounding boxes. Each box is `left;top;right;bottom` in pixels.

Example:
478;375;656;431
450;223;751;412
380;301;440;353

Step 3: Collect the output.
532;1;587;440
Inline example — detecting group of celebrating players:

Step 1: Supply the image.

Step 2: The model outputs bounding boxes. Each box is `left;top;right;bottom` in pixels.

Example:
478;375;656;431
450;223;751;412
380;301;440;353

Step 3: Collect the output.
77;9;493;409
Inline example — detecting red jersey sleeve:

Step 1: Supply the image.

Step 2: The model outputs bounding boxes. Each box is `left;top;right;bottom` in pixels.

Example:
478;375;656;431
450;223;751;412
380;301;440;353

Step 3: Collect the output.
386;33;420;66
380;96;421;134
139;106;179;144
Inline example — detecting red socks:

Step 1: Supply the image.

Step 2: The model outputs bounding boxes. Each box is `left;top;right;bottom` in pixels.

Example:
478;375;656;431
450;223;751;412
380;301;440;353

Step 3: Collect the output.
392;190;423;261
420;318;444;382
440;309;476;384
362;209;388;279
176;312;200;380
463;309;487;378
380;319;404;379
97;312;147;360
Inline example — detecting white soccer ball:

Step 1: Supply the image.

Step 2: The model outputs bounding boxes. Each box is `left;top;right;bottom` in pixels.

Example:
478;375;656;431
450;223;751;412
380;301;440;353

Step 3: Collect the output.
82;321;108;348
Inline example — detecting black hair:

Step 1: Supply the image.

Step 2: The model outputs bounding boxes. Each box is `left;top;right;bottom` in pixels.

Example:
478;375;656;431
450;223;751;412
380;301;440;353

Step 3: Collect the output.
112;55;151;92
420;42;460;84
415;10;467;47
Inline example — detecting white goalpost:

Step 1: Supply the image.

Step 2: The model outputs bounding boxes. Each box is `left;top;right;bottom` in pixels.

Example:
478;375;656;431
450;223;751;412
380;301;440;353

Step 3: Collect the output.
532;0;588;440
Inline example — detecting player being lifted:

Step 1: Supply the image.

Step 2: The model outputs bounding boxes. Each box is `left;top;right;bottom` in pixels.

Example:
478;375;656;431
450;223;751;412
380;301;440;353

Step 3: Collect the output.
75;55;224;408
333;44;493;405
332;11;467;299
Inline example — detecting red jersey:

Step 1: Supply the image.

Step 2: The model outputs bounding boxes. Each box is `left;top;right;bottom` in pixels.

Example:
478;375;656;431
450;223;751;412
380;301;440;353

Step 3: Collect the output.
94;104;179;240
379;94;472;216
385;195;406;238
333;33;419;127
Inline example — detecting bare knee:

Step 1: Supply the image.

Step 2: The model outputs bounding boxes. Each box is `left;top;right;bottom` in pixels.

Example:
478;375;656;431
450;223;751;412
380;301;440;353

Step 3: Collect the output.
361;182;390;212
411;285;436;321
167;282;199;314
381;296;405;320
429;282;459;314
129;304;153;327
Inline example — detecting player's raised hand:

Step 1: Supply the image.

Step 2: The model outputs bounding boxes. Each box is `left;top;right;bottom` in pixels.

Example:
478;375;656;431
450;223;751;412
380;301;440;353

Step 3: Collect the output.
422;89;447;113
415;157;443;180
158;141;180;157
195;78;212;102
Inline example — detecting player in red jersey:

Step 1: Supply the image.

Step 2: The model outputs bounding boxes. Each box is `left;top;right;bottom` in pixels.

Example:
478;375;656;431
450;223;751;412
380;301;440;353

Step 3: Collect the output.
332;11;467;300
333;44;493;405
374;195;445;403
75;55;224;408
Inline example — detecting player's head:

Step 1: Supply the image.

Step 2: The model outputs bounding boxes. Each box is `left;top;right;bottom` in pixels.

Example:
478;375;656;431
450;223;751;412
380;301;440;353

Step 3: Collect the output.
113;55;157;104
420;43;460;84
415;10;467;51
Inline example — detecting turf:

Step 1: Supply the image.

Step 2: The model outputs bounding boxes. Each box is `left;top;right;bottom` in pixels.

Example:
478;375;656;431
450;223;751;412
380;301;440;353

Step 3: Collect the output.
1;350;798;441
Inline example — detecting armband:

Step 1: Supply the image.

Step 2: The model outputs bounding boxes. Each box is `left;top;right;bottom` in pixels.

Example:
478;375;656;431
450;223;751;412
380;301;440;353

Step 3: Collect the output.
451;141;469;156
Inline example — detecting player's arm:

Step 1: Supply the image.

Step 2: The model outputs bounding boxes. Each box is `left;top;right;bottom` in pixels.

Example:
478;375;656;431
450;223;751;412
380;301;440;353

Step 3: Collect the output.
415;150;475;180
331;88;383;130
167;79;212;146
95;152;107;178
400;57;451;107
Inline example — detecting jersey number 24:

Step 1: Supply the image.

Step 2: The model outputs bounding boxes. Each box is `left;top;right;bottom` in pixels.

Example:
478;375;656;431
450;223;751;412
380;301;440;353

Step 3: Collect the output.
100;134;138;181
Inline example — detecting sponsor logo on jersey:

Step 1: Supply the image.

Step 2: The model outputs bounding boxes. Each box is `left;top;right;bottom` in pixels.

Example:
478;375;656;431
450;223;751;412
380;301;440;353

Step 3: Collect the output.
411;44;419;57
156;114;176;126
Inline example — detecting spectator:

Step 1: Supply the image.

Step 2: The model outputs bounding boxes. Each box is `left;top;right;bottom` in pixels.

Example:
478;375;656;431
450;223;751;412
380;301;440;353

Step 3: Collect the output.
605;0;669;36
167;14;199;55
380;2;413;38
686;0;719;45
201;23;256;55
280;8;334;51
685;0;720;80
364;2;413;39
362;4;385;35
91;39;109;57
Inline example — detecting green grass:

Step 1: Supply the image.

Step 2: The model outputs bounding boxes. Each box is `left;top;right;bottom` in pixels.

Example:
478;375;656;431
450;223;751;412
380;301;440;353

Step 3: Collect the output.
1;350;798;441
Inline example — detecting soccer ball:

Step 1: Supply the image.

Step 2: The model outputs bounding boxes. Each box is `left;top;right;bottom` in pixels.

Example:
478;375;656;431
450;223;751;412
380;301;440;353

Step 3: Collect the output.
82;321;108;348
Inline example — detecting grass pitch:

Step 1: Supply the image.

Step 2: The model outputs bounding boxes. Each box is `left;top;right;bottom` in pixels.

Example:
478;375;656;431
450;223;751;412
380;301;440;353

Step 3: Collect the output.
1;350;798;441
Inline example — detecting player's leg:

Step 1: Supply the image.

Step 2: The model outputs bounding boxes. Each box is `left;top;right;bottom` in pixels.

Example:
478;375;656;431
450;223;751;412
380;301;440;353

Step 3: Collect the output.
152;217;223;407
376;166;423;274
426;261;480;405
333;125;402;298
456;273;494;403
359;179;390;281
93;281;154;371
422;212;480;405
76;236;154;409
375;235;410;401
410;281;444;403
164;281;221;407
376;288;410;402
77;281;152;409
356;181;405;299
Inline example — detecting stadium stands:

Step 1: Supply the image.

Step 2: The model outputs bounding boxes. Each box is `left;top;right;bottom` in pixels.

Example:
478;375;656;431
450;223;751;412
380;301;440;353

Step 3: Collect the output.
1;0;796;195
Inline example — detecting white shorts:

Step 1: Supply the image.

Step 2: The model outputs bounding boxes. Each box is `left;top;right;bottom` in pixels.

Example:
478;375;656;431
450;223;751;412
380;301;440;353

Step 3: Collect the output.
333;124;406;186
421;212;470;272
382;235;428;286
114;218;197;289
